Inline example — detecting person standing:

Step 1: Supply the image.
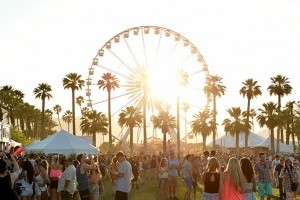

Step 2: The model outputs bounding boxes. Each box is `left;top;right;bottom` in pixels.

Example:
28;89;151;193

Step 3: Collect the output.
275;158;285;200
158;158;169;200
76;154;96;200
272;154;281;187
114;151;132;200
182;154;193;200
202;157;220;200
168;152;179;200
219;157;245;200
279;158;299;200
254;152;273;200
57;157;76;200
240;157;256;200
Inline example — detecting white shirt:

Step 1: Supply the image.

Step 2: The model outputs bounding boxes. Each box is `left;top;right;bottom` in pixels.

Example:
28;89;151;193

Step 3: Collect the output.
115;160;132;193
57;165;76;194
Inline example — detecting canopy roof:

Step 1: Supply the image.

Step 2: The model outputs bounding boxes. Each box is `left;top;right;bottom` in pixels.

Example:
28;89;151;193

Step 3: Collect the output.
256;136;294;153
24;130;99;156
207;132;266;148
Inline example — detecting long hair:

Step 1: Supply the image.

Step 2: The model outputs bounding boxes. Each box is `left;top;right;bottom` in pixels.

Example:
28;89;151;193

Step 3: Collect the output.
240;157;255;183
22;160;35;184
206;157;220;173
224;157;245;192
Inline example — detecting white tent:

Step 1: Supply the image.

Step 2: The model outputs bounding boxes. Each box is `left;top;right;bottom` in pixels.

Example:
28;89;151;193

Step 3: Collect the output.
255;136;294;153
24;130;99;156
207;132;266;148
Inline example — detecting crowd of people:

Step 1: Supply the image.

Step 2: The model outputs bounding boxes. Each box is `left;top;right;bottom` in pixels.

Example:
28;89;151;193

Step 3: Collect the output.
0;147;300;200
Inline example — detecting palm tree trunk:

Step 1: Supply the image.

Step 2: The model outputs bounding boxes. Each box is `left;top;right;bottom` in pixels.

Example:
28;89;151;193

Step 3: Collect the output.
108;90;112;153
286;127;290;145
245;98;251;148
176;93;180;154
236;132;240;155
276;128;280;153
163;132;167;154
92;132;96;147
143;95;147;151
41;98;45;139
72;89;76;135
57;114;62;130
202;135;206;150
130;126;134;156
271;128;275;154
212;96;217;148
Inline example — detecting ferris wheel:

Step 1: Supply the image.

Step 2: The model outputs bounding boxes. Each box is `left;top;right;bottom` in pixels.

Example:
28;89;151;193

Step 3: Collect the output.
86;26;210;139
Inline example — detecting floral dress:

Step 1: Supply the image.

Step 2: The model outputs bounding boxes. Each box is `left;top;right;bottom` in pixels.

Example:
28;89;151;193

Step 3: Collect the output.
279;167;298;192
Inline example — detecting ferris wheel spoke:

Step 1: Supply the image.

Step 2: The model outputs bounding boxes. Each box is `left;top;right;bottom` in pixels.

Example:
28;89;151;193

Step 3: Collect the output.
92;91;137;105
95;64;131;79
124;38;143;72
155;31;163;59
108;49;135;74
141;31;149;70
111;94;141;116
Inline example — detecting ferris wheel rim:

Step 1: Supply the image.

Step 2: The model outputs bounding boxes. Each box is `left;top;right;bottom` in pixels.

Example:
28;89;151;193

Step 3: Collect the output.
86;25;211;111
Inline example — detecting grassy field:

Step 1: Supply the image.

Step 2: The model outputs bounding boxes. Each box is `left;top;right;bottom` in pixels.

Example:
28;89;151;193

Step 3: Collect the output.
99;174;300;200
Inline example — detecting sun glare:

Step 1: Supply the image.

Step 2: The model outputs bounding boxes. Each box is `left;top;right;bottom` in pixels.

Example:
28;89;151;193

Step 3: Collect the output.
148;63;178;101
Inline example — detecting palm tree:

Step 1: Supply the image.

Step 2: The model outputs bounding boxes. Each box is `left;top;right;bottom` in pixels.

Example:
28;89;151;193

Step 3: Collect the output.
76;96;85;117
239;78;262;147
80;110;108;146
152;110;176;154
176;69;189;154
118;106;143;155
63;73;85;136
280;106;293;145
286;101;296;146
268;74;292;147
33;83;52;139
257;102;279;154
98;72;120;153
62;110;72;132
191;110;212;150
53;104;62;130
222;107;251;154
203;75;226;148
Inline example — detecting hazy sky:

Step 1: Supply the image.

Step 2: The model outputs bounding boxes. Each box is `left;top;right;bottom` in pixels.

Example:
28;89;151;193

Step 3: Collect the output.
1;0;300;139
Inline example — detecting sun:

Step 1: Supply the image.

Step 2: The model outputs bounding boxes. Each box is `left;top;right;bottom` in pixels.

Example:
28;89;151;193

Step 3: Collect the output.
148;63;178;102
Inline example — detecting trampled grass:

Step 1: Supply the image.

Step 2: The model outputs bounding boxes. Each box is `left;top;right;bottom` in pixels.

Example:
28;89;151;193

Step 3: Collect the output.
99;174;300;200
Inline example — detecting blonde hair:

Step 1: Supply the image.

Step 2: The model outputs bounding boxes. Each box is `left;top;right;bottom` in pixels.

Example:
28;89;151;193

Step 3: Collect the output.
206;157;220;172
224;157;245;192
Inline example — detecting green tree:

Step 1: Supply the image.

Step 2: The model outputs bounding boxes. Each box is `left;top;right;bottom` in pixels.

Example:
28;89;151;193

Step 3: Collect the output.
53;104;62;130
191;110;212;150
286;101;296;146
33;83;52;139
203;75;226;148
98;72;120;153
239;78;262;147
268;74;292;150
62;110;72;132
76;96;85;117
80;110;108;146
222;107;251;154
118;106;143;155
152;110;176;154
257;102;279;154
63;73;85;135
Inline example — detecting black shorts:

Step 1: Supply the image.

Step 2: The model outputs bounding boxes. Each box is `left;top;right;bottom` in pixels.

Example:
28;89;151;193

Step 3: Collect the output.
115;190;128;200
